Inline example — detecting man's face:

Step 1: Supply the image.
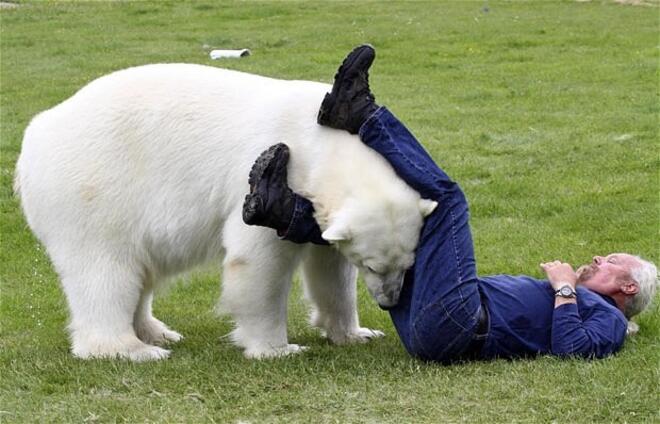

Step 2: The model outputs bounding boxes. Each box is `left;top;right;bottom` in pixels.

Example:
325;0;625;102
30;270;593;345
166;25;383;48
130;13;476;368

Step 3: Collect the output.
576;253;639;296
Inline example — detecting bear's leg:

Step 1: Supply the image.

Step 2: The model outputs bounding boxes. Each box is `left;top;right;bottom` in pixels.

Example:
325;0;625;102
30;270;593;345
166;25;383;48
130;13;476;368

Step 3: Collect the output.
60;251;170;361
219;211;304;359
134;285;183;346
302;244;384;344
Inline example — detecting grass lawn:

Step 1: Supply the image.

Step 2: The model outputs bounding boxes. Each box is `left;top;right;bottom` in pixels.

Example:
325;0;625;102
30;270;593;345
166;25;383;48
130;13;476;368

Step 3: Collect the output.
1;1;658;422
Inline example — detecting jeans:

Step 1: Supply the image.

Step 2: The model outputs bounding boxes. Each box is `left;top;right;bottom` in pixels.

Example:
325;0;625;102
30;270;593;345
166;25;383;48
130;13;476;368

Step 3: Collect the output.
278;198;329;245
282;107;484;362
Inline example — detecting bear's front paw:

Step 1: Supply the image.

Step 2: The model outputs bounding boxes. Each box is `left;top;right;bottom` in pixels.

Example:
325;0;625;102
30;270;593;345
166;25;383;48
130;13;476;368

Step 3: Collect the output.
328;327;385;345
243;344;309;359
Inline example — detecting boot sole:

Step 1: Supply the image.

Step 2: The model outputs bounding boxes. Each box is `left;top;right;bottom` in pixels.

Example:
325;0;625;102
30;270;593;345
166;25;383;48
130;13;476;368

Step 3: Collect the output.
247;143;289;192
242;193;262;224
243;143;289;225
331;44;375;95
317;45;375;127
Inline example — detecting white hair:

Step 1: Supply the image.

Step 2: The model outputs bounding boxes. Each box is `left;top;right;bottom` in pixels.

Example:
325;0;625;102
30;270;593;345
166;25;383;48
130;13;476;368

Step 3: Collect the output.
623;256;658;319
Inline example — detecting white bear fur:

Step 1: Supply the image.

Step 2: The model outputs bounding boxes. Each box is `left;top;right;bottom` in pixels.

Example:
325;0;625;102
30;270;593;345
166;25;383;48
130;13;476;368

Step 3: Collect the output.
15;64;432;361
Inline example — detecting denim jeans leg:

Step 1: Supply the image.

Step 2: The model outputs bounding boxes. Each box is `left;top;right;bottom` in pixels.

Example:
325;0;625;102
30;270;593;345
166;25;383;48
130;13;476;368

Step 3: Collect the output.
360;107;481;361
359;107;463;200
277;194;329;245
403;191;481;361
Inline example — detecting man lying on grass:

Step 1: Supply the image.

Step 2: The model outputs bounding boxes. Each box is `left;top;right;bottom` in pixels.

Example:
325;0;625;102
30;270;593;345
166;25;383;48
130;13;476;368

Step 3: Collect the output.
242;45;658;363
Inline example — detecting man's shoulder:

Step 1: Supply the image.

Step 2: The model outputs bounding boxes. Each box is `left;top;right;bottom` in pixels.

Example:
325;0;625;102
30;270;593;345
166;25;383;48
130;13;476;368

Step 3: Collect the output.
576;286;613;305
576;287;627;321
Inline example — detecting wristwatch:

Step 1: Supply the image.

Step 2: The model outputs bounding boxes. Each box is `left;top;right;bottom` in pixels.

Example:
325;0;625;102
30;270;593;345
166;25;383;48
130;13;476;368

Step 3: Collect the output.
555;284;577;299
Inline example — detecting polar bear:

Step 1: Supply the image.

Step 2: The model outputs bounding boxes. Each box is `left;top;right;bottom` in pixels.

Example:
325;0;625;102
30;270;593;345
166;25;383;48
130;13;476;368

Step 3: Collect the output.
15;64;436;361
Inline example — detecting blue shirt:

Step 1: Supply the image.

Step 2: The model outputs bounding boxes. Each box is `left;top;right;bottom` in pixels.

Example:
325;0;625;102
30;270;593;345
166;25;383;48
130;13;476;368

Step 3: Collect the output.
478;275;628;359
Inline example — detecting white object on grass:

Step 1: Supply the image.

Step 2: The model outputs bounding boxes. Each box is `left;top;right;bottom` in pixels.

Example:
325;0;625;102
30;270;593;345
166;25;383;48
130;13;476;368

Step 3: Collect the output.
209;49;251;59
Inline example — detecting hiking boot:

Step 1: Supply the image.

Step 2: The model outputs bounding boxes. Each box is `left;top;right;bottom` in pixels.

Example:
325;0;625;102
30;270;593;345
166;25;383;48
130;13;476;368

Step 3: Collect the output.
242;143;296;232
317;44;379;134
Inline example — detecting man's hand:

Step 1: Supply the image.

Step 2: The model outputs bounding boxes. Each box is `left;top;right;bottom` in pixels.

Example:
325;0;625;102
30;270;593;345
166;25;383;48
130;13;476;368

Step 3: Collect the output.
540;260;577;291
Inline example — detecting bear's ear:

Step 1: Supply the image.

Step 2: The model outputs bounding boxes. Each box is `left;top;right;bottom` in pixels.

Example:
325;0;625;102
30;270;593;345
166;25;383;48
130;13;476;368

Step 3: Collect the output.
419;199;438;217
322;221;351;242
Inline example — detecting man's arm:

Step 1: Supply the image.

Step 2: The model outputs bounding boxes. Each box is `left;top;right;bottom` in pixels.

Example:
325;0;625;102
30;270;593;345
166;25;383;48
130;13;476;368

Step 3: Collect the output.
550;302;627;358
541;261;627;358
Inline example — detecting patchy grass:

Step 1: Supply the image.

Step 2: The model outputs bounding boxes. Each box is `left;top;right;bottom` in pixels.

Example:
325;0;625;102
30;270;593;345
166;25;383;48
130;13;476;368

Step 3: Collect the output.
1;1;658;423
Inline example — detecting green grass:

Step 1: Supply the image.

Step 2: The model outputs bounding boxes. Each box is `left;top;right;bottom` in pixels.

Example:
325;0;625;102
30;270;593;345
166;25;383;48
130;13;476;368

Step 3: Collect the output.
1;1;659;422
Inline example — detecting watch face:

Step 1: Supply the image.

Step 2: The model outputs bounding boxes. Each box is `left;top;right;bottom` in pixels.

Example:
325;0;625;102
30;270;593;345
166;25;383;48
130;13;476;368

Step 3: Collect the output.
560;286;574;296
